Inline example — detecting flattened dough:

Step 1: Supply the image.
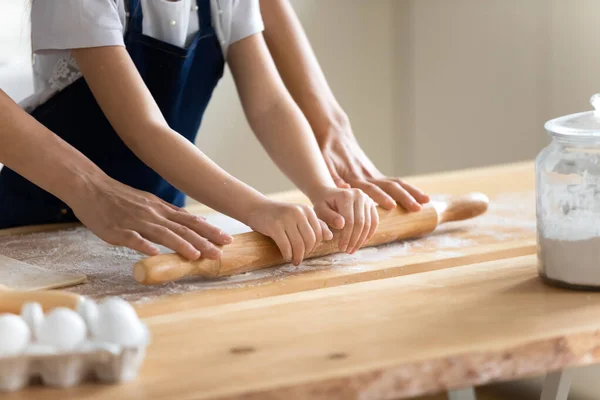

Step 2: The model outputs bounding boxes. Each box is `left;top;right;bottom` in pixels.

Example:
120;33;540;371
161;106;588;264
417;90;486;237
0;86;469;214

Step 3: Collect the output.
0;255;86;291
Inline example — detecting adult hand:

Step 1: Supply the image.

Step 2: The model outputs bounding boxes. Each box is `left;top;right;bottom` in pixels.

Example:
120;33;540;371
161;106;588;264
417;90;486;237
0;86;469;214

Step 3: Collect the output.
68;175;233;260
319;118;430;211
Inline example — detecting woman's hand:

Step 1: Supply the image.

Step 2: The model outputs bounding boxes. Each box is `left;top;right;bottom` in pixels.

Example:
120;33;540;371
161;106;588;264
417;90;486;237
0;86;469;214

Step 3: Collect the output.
311;187;378;254
0;87;230;260
246;200;333;266
68;175;233;260
319;118;430;212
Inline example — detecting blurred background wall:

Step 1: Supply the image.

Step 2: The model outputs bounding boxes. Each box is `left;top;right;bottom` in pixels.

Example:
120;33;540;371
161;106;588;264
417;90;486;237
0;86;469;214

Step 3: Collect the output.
0;1;32;103
2;0;600;192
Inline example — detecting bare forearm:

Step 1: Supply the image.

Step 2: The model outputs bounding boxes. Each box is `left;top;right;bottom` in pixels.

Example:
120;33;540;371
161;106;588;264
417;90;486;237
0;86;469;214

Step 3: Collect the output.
119;125;265;224
248;97;335;201
228;35;336;202
0;92;236;259
261;0;347;140
72;46;266;222
130;124;265;221
0;89;106;204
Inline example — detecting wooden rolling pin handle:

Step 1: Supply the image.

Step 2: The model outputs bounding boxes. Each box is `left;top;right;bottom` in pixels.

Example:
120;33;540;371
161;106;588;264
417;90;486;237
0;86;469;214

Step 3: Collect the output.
435;192;490;224
132;254;216;285
0;289;83;314
133;193;489;285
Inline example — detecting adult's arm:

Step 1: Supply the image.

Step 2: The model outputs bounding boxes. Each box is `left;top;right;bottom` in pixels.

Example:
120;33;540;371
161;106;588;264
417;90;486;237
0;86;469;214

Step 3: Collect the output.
260;0;430;211
0;89;231;259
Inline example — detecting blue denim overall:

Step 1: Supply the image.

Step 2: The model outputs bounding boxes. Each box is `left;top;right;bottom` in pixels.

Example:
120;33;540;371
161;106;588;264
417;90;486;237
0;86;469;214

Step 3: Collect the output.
0;0;224;228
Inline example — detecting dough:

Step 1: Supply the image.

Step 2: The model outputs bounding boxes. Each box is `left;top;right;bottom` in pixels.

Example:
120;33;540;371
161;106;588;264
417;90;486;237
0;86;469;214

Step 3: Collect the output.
0;255;86;291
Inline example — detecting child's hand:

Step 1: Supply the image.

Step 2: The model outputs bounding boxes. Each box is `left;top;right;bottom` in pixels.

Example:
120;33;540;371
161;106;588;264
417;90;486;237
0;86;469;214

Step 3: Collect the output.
312;188;379;254
246;201;333;266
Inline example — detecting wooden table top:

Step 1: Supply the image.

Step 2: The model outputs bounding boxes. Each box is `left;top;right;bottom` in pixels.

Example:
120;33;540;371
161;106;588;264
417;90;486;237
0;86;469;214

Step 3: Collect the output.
11;161;591;400
138;161;537;317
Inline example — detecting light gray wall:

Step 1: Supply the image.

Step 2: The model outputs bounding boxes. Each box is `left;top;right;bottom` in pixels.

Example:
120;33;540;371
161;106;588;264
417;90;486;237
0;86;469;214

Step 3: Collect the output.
400;0;600;175
408;0;550;174
550;0;600;117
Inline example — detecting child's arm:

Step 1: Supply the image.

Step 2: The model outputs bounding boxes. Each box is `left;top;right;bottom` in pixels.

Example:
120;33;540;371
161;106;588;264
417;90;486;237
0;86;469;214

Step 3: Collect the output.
260;0;429;211
227;34;378;254
72;46;332;265
0;89;229;260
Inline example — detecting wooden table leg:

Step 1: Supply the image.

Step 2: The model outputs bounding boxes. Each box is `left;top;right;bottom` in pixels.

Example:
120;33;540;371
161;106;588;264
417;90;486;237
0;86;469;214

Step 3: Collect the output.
447;387;477;400
540;369;573;400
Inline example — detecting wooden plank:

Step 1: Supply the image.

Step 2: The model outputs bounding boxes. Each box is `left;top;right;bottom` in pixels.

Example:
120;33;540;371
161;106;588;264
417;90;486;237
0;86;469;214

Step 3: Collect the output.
0;162;537;308
135;239;535;317
10;255;600;400
407;161;534;196
133;193;490;284
0;196;536;305
136;185;536;315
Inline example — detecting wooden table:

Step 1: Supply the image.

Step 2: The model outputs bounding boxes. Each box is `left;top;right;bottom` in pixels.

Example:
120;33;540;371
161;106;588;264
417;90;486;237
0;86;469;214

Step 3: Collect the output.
5;161;598;400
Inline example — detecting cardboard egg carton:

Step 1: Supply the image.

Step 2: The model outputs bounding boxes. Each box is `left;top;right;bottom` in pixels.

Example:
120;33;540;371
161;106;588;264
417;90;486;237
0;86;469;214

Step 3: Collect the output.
0;298;150;392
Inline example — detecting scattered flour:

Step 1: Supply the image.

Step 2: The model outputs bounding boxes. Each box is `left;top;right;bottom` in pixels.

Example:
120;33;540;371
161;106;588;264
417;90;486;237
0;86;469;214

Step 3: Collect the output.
0;191;537;302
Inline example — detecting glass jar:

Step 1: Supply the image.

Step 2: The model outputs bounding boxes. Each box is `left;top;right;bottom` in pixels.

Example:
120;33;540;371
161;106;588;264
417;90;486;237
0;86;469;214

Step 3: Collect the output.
537;94;600;289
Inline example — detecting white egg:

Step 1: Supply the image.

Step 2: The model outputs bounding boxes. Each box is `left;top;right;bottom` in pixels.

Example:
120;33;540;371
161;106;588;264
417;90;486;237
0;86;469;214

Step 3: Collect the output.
38;308;87;351
20;302;44;340
95;297;146;346
99;297;138;318
0;314;31;356
76;299;99;336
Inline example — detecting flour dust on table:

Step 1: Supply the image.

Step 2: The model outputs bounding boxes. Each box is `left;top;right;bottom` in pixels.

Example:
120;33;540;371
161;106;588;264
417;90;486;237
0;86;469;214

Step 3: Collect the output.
0;192;536;302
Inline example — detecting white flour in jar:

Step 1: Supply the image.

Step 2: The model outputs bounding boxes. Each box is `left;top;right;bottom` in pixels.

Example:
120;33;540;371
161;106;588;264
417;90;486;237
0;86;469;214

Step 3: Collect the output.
539;236;600;286
538;158;600;286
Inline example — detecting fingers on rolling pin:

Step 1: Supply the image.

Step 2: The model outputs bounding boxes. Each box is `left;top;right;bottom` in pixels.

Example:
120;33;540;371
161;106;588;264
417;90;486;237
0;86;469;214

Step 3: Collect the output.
435;193;489;224
133;193;489;285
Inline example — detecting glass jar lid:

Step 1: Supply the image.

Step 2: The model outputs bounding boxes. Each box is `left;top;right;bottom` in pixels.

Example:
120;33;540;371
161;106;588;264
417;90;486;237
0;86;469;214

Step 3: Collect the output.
545;94;600;137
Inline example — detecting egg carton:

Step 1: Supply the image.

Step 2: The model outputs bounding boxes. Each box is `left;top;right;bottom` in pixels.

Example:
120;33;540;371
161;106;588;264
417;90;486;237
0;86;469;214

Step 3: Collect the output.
0;297;150;392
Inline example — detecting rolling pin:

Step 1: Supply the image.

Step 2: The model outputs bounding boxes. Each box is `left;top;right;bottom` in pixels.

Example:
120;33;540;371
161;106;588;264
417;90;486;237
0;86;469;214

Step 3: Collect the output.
0;285;83;314
133;193;490;285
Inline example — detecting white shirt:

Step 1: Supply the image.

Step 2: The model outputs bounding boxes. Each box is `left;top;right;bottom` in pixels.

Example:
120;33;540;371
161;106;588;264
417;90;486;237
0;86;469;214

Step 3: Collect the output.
21;0;263;111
